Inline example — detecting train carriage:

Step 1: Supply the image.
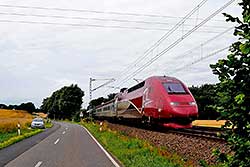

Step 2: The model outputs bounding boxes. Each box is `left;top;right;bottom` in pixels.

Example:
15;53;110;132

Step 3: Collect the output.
91;76;198;128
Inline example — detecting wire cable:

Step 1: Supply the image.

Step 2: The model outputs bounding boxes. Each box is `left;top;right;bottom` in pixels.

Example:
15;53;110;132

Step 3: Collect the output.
168;46;229;74
110;0;209;84
0;4;225;21
114;0;235;88
0;19;225;32
0;12;230;29
169;26;233;61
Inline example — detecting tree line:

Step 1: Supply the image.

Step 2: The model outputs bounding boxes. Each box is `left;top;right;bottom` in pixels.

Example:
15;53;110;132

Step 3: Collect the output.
0;102;37;114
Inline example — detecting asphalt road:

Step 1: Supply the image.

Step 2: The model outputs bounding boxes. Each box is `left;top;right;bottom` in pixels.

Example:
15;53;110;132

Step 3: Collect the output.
3;122;117;167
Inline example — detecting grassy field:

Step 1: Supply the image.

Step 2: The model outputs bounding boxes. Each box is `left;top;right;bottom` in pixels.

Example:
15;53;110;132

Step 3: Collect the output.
0;109;33;133
80;121;194;167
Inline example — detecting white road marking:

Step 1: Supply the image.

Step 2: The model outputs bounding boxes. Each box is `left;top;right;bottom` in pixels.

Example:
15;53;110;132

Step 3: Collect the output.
82;126;121;167
65;127;68;130
62;131;66;134
54;138;60;145
34;161;43;167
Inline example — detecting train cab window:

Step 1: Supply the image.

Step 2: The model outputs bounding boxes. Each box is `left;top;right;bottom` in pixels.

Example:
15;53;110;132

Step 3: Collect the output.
127;81;145;93
163;82;188;94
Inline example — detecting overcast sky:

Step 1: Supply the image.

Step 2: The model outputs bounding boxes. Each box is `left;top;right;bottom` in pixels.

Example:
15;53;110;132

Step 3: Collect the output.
0;0;241;108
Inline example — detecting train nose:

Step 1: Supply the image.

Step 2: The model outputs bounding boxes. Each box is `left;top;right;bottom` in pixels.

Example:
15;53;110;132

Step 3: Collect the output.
171;106;198;117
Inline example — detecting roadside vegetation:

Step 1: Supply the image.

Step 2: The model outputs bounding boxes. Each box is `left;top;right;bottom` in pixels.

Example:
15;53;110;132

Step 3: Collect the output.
0;129;42;149
80;120;194;167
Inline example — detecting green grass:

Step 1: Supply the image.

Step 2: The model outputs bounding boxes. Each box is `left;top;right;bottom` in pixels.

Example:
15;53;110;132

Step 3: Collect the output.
0;128;43;149
80;121;191;167
45;122;53;128
0;122;54;150
0;131;17;143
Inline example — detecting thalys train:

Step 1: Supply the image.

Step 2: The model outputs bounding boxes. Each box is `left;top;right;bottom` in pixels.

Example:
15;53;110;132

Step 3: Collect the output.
89;76;198;128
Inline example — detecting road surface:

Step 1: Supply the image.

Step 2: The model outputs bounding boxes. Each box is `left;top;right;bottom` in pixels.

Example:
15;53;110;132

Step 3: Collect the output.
3;122;118;167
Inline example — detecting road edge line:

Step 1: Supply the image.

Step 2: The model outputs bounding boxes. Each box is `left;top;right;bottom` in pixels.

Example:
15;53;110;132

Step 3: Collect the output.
81;126;121;167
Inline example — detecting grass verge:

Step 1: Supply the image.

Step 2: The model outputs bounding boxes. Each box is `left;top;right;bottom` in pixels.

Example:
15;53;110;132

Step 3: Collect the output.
45;121;53;128
80;121;193;167
0;128;42;149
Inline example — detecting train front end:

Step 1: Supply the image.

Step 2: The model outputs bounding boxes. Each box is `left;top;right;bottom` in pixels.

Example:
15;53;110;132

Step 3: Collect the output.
149;76;198;128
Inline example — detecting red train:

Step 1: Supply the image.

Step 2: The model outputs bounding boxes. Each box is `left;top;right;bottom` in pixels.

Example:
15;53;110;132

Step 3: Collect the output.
91;76;198;128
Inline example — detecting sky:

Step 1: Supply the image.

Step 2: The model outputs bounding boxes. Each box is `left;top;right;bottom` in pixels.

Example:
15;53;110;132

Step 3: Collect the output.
0;0;241;108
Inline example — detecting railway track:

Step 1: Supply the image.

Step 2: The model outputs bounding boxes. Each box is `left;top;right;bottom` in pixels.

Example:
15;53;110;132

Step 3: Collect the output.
164;126;224;140
97;120;225;141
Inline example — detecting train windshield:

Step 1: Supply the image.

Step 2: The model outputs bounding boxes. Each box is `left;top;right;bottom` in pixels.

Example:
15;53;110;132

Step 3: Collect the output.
163;82;188;94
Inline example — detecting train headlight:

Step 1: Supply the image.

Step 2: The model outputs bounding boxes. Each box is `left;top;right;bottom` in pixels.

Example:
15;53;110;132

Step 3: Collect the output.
189;102;196;106
158;108;162;112
170;102;179;106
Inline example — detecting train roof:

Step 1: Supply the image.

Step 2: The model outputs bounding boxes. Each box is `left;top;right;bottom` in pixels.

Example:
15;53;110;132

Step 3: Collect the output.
146;76;180;82
94;98;115;109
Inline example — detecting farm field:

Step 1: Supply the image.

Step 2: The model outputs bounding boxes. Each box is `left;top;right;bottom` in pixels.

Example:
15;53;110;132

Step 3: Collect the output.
0;109;33;133
0;109;45;150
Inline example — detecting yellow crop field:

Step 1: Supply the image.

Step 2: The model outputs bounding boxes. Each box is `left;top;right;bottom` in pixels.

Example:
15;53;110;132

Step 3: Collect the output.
192;120;226;128
0;109;33;133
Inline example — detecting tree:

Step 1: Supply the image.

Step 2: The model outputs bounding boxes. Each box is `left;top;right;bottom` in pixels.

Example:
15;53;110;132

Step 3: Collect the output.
88;93;117;109
17;102;36;114
0;104;7;109
58;85;84;119
189;84;220;119
88;97;106;109
107;93;117;101
40;84;84;119
210;0;250;166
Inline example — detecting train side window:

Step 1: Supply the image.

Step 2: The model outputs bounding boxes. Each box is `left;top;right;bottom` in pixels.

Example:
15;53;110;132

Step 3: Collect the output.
128;81;145;93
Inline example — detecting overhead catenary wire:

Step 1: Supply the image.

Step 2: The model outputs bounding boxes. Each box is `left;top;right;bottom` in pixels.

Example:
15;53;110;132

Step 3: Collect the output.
0;4;225;22
114;0;236;88
0;19;225;32
0;12;230;29
109;0;209;84
168;46;230;74
140;26;233;79
167;26;234;61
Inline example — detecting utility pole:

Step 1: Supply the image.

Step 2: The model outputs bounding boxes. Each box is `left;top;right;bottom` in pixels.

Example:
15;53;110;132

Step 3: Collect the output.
89;78;115;101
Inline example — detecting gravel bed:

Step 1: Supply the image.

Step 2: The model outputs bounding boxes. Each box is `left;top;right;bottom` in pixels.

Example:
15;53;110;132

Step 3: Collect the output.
105;122;231;166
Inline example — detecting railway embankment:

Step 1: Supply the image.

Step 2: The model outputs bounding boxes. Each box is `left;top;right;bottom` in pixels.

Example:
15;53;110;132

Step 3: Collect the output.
106;122;231;166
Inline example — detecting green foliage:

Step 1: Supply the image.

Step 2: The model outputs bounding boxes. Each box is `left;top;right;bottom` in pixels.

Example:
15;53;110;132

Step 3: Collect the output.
0;102;36;113
40;84;84;119
189;84;220;119
88;93;117;109
17;102;36;113
210;0;250;166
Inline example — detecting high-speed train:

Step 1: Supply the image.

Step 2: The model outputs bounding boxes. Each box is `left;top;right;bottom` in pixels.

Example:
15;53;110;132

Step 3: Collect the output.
90;76;198;128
